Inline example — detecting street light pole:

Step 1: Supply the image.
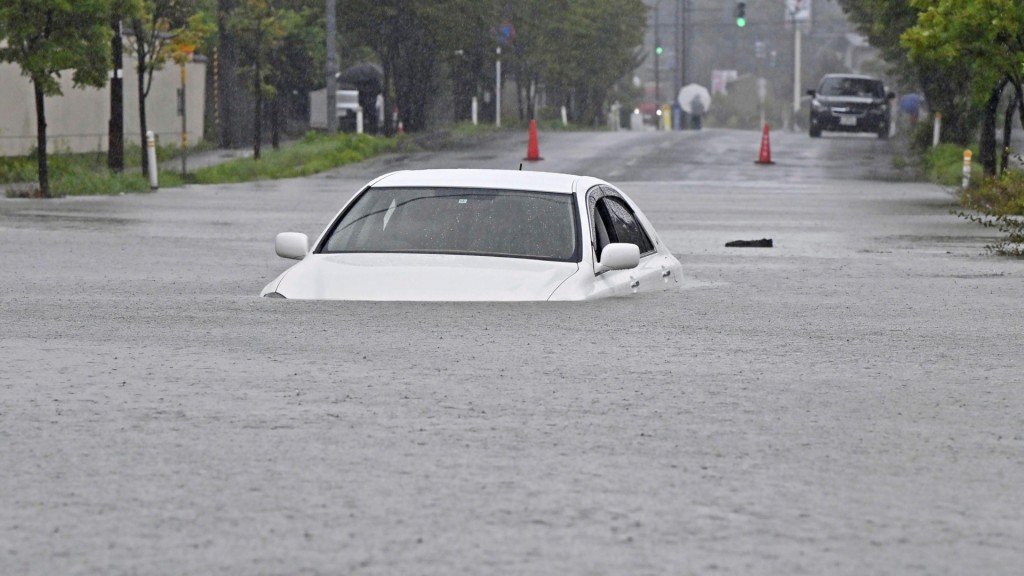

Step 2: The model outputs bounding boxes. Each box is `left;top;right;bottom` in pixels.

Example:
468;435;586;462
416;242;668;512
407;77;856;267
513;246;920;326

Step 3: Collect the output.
654;5;660;104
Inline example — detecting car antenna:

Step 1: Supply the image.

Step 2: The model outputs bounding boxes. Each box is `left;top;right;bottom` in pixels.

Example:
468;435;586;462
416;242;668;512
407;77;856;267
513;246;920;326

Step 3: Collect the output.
519;163;523;170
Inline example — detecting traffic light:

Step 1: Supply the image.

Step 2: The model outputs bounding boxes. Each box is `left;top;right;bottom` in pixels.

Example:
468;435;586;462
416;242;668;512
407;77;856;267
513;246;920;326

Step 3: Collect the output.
656;45;663;56
735;2;746;28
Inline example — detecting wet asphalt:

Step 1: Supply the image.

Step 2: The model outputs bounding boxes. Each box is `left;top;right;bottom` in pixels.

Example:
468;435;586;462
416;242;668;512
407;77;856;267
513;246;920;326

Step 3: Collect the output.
1;128;1022;575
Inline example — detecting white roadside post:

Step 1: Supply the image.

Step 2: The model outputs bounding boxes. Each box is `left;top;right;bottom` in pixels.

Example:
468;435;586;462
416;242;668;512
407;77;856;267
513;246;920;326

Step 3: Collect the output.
933;112;942;147
962;149;972;190
472;96;478;125
146;131;159;190
356;107;364;134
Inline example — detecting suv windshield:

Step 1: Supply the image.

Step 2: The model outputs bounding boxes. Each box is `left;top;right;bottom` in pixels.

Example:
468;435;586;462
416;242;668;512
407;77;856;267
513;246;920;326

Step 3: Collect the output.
320;187;579;261
818;77;884;98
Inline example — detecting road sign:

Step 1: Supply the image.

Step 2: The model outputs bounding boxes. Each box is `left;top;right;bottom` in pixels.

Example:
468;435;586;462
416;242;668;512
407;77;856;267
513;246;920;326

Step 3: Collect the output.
785;0;811;32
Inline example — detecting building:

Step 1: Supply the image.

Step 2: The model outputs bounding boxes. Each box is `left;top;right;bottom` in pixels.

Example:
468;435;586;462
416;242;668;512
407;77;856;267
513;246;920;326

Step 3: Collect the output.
0;56;205;157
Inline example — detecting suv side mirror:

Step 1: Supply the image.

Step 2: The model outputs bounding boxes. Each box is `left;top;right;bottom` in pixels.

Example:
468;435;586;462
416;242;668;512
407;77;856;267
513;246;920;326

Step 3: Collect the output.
806;89;816;97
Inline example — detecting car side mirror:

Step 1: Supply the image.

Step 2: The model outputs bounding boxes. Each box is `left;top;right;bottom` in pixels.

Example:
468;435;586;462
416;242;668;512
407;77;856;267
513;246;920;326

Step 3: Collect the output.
275;232;309;260
886;91;896;99
806;89;816;97
595;242;640;273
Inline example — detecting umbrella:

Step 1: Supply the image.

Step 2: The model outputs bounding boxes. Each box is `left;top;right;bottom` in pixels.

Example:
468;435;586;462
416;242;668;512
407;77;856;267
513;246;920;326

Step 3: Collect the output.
899;93;922;115
336;63;383;96
677;83;711;114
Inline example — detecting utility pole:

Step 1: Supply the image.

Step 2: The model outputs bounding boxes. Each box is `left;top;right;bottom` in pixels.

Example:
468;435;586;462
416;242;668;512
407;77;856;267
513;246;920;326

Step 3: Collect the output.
681;0;689;88
673;0;680;97
654;6;660;104
326;0;338;134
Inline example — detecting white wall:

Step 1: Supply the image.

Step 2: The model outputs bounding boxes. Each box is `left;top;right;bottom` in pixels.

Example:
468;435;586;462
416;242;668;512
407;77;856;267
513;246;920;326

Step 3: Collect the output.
0;56;205;156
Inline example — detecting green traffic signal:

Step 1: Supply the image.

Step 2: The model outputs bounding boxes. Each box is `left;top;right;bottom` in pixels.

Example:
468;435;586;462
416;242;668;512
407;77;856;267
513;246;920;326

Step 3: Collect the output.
736;17;746;27
656;46;663;55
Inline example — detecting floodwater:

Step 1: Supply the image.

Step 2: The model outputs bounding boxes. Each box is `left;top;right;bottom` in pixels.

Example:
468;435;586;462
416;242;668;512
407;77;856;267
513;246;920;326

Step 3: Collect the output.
2;129;1022;575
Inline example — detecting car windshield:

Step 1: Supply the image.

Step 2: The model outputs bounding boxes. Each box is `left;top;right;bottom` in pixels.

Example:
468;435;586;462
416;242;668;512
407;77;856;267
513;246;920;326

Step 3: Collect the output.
320;186;579;261
819;77;884;98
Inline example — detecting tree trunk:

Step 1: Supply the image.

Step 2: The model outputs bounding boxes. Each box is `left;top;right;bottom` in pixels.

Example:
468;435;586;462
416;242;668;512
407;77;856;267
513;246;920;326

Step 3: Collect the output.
253;61;262;160
980;78;1007;177
1002;93;1016;175
133;21;150;178
108;15;125;173
33;83;50;198
382;55;393;136
271;97;280;150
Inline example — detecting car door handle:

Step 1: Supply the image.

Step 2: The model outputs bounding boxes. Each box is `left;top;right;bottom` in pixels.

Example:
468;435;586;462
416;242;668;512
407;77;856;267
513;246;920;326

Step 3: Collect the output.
630;280;640;289
661;269;672;277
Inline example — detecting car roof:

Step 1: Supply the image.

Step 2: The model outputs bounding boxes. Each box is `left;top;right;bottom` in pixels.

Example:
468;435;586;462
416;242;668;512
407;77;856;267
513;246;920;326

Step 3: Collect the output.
369;169;593;194
821;73;881;82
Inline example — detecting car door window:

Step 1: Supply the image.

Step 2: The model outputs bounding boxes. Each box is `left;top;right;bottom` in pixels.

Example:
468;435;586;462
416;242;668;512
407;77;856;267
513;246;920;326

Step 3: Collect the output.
587;186;655;260
602;197;654;254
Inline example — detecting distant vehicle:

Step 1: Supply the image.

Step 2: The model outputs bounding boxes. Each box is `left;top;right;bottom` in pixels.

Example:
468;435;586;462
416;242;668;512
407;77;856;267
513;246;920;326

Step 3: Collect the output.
261;169;683;301
308;88;361;130
806;74;895;139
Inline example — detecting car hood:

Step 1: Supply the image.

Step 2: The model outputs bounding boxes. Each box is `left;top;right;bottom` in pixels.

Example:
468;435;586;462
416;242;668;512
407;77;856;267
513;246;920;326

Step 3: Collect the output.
264;253;581;301
816;95;884;106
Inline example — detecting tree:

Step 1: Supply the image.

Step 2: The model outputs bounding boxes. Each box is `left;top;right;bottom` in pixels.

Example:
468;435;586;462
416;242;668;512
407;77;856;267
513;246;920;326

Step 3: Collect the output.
125;0;208;177
0;0;114;197
264;0;324;148
902;0;1024;174
342;0;497;134
545;0;646;125
109;1;145;173
228;0;290;159
837;0;978;145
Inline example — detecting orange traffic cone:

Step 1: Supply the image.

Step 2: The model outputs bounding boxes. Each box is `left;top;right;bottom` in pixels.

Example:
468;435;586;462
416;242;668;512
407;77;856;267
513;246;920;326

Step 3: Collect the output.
755;123;775;165
524;119;543;161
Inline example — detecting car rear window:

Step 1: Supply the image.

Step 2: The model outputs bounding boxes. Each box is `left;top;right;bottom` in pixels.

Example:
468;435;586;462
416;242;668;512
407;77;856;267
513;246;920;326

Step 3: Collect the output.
818;77;884;98
320;187;580;262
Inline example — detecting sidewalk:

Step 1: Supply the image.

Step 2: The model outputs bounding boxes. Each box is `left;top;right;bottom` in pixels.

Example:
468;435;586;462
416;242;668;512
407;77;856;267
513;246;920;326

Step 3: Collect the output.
159;147;253;172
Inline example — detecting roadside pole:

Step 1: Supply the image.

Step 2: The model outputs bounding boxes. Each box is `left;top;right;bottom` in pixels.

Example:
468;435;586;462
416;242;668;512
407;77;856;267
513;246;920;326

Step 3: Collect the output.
495;46;502;128
962;149;972;189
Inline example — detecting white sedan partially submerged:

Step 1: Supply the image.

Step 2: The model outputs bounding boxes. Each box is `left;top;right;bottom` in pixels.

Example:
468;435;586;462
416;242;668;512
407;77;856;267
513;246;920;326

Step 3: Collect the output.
261;169;682;301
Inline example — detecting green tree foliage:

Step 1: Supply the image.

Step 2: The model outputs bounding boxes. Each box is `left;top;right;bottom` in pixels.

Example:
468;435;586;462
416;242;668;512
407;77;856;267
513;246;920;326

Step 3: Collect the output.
536;0;646;125
0;0;115;197
228;0;299;158
341;0;647;131
340;0;488;133
265;2;323;148
125;0;210;176
837;0;977;145
903;0;1024;174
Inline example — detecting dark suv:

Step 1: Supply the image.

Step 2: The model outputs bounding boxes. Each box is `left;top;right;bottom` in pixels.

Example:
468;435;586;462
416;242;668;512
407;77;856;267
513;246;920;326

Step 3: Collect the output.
807;74;895;139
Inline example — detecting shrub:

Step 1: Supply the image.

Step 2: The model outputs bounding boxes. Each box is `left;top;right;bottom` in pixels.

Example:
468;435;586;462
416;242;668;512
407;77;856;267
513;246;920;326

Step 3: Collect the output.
956;170;1024;256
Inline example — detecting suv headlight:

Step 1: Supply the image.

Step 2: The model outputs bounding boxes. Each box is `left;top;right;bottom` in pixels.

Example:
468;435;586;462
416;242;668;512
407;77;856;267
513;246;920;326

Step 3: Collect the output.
811;99;825;111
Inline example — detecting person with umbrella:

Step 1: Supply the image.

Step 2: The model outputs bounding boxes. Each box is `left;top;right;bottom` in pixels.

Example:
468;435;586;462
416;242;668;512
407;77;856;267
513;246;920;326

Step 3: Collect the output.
678;83;711;131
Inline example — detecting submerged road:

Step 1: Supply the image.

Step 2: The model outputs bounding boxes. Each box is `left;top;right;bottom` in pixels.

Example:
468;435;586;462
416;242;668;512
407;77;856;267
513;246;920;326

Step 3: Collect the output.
1;128;1022;575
